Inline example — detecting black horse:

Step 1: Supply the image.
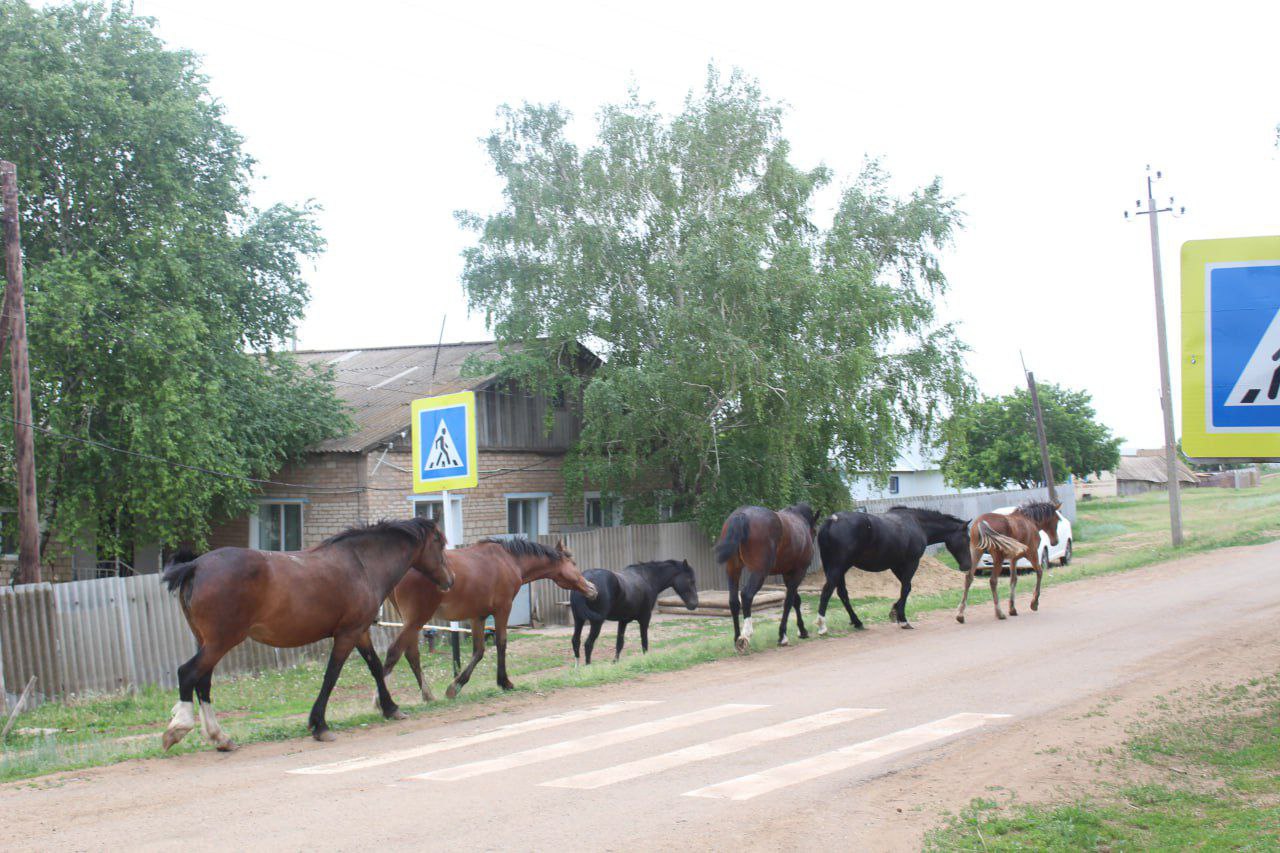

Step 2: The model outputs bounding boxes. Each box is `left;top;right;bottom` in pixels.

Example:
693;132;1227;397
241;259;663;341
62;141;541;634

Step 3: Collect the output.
816;507;971;632
570;559;699;664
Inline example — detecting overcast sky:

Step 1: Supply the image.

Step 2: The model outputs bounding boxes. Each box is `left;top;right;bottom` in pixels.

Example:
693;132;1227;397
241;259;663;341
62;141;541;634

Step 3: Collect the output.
123;0;1280;451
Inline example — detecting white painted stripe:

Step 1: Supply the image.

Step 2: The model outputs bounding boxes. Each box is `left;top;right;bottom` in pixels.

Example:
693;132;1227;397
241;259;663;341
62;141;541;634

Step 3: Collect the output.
369;365;420;389
542;707;882;789
685;712;1010;801
409;703;766;782
287;701;658;776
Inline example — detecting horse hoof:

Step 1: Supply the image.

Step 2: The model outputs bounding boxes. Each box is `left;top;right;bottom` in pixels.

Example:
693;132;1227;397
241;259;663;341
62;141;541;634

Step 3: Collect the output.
815;615;828;635
216;739;238;752
313;728;336;743
161;726;191;751
853;622;865;631
778;635;789;647
900;622;914;630
446;684;460;700
1009;609;1018;617
735;636;750;653
956;614;965;624
996;611;1007;621
799;631;809;640
1031;601;1039;611
387;707;408;721
499;680;515;691
421;692;435;703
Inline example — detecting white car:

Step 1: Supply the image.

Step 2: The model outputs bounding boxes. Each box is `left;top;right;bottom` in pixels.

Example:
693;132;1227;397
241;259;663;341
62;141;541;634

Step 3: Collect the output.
977;506;1073;570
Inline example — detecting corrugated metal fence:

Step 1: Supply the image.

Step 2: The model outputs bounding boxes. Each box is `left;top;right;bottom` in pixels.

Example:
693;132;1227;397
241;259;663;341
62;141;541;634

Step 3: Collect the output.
0;574;330;710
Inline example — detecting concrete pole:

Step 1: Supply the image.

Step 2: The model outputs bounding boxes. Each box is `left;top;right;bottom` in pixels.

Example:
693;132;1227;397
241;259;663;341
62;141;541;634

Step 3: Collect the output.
1145;175;1184;546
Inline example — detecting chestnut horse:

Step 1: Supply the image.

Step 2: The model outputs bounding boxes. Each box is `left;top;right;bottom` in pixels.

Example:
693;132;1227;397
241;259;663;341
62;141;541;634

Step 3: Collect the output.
714;503;817;652
381;537;597;700
956;501;1060;624
160;517;451;750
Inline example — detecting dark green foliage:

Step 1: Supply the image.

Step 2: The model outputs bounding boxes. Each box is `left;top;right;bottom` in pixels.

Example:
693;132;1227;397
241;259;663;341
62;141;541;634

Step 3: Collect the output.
0;1;349;555
941;383;1121;490
459;69;970;533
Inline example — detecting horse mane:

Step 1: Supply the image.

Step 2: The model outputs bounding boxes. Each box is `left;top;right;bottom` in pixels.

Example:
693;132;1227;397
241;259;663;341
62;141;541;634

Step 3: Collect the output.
782;503;816;528
322;516;440;548
888;506;967;526
1017;501;1059;522
478;536;563;561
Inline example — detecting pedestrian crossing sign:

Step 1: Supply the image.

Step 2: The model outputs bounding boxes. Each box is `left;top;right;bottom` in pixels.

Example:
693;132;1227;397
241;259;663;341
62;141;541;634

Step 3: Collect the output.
411;391;478;492
1182;236;1280;460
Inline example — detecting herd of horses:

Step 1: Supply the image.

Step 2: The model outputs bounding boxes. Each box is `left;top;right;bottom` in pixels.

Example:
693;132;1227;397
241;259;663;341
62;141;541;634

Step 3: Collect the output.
157;499;1062;753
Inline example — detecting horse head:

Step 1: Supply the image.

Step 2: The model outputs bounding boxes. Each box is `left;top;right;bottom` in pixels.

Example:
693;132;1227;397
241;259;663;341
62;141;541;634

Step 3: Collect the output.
411;518;454;591
551;539;598;599
671;559;699;610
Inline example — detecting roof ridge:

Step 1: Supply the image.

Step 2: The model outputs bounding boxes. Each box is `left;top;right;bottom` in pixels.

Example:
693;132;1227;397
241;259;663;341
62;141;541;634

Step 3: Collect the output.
292;339;499;355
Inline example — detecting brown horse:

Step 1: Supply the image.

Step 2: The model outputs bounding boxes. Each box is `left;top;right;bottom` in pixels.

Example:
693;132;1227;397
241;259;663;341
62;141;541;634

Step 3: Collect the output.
160;517;452;750
956;501;1061;624
714;503;817;652
381;537;597;700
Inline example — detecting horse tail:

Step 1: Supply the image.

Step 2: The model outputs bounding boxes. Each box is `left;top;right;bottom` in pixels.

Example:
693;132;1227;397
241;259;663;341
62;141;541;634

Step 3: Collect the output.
570;590;607;623
976;521;1027;558
714;512;750;565
571;569;611;621
816;514;841;575
161;551;200;611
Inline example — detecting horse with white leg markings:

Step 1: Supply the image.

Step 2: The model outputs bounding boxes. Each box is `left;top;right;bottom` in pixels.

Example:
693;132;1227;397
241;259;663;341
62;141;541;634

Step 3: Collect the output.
160;517;452;751
713;503;816;652
570;559;699;664
816;507;972;632
957;500;1061;623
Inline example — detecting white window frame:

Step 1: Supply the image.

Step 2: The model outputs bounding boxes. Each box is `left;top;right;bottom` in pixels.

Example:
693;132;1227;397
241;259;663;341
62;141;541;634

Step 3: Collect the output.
406;493;464;544
249;499;308;551
888;475;901;495
583;491;623;528
505;492;551;537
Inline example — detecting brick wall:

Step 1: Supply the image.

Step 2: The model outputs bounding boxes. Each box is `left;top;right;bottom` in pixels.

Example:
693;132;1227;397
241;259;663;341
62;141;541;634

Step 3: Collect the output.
202;448;578;551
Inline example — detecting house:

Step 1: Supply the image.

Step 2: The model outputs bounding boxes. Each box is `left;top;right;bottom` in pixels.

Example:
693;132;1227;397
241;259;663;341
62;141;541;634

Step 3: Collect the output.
203;340;609;556
1113;451;1198;496
846;441;979;501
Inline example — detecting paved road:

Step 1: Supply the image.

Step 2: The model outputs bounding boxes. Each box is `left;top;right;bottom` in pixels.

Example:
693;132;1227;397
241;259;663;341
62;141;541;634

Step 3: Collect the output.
6;541;1280;851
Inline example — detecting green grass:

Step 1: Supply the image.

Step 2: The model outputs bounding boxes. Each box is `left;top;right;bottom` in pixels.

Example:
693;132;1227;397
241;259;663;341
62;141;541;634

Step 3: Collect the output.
925;673;1280;851
5;477;1280;782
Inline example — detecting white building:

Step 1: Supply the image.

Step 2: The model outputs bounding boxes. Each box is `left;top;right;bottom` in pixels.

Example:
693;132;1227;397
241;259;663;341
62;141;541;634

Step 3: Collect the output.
846;441;979;501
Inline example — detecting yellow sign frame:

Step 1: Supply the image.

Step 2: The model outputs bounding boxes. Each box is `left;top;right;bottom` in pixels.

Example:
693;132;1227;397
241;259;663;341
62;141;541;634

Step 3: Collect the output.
411;391;479;492
1181;235;1280;460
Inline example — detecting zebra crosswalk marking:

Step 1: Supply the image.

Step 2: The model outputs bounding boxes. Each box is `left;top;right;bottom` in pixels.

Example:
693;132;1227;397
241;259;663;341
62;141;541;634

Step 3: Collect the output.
684;712;1010;801
287;700;659;776
541;707;882;789
408;703;766;782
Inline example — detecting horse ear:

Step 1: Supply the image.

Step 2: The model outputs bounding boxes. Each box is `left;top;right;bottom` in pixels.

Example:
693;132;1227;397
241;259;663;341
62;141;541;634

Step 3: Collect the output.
1052;500;1062;510
555;538;566;553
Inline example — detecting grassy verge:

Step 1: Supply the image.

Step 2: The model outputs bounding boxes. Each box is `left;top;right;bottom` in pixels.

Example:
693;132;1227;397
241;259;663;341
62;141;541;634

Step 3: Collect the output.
924;673;1280;850
5;478;1280;782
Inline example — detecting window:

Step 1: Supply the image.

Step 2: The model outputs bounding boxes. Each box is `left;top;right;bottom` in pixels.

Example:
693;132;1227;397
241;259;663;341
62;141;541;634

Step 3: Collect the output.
655;491;675;521
413;500;442;522
888;475;900;495
410;494;463;544
253;502;303;551
584;493;622;528
506;494;549;536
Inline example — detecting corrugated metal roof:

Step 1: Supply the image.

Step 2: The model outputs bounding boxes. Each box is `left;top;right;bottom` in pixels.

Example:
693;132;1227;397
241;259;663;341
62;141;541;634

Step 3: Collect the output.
292;341;504;453
1116;454;1197;484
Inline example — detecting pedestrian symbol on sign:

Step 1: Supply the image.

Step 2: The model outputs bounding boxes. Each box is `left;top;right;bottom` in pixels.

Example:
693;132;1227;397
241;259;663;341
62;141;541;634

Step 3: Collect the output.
1226;309;1280;406
425;419;462;470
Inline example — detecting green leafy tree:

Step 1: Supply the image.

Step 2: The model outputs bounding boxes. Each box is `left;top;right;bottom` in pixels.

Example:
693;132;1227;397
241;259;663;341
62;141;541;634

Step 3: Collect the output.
459;69;971;533
0;1;349;558
941;384;1121;490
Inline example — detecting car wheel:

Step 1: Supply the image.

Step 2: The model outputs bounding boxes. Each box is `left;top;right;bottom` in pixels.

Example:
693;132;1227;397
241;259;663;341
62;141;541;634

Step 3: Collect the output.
1061;540;1072;566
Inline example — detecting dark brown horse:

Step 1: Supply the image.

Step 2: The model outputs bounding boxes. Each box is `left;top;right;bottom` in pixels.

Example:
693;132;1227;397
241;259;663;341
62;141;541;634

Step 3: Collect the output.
957;501;1060;623
381;537;597;700
160;517;451;750
714;503;817;652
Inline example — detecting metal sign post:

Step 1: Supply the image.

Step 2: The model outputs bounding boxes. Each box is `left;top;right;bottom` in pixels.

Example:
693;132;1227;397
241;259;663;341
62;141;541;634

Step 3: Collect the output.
411;391;477;550
1181;235;1280;461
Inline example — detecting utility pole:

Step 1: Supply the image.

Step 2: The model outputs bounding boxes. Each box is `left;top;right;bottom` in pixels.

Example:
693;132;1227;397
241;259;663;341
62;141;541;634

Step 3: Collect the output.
1025;369;1057;503
1126;167;1185;546
1;161;41;582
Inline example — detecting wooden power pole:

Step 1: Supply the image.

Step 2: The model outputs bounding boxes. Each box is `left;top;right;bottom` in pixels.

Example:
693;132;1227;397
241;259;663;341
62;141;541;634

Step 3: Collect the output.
1025;370;1058;503
2;161;41;583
